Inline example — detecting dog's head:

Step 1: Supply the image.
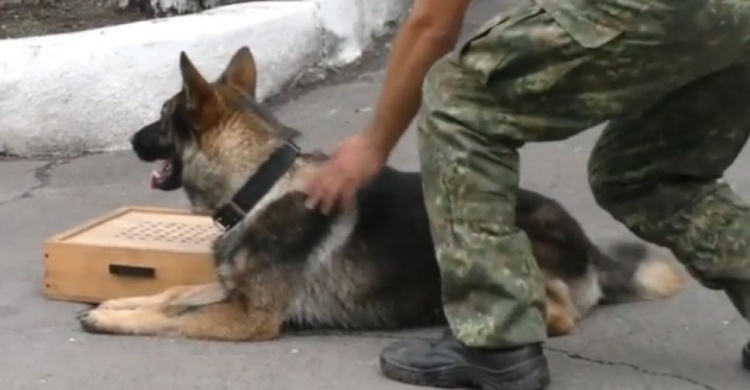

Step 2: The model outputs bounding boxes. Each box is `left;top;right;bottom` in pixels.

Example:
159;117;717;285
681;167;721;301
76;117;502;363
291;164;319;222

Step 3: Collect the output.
130;46;300;208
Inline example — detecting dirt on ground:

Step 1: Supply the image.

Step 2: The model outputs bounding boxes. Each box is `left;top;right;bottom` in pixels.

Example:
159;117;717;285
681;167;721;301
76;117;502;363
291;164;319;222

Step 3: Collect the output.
0;0;148;39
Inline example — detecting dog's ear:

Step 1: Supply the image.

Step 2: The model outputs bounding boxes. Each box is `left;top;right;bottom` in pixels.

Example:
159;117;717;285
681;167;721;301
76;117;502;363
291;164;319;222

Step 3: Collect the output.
218;46;258;97
180;52;216;110
179;52;223;130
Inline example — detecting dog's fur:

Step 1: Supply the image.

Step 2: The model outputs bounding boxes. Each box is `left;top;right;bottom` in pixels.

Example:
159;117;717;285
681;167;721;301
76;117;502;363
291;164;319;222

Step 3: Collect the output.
77;47;686;341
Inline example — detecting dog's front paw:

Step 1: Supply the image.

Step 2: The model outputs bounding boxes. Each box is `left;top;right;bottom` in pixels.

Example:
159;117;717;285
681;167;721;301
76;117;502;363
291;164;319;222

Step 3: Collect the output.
77;308;119;335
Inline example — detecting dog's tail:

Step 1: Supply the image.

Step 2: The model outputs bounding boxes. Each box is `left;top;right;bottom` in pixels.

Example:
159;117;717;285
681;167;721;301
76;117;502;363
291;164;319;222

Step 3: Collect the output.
591;240;686;304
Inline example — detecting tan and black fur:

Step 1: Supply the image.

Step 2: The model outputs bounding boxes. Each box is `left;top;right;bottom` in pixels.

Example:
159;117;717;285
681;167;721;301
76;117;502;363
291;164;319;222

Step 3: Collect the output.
77;46;686;341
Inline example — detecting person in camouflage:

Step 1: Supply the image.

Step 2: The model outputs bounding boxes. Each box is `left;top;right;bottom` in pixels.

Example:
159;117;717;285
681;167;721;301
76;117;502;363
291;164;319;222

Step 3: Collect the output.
305;0;750;388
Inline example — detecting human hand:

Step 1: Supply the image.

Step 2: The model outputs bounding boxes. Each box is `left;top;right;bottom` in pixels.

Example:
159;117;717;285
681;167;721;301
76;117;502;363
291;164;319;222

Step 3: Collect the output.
305;131;390;215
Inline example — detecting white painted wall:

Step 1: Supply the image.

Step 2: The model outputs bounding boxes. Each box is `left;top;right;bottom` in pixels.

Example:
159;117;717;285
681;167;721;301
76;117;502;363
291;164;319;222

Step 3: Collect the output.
0;0;412;156
314;0;411;66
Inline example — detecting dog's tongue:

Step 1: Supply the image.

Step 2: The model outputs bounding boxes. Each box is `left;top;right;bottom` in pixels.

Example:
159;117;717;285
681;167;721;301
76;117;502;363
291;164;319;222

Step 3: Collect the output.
150;160;171;188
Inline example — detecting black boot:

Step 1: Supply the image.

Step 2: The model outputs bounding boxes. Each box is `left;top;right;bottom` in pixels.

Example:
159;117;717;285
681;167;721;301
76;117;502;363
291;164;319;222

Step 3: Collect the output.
379;330;550;390
743;341;749;372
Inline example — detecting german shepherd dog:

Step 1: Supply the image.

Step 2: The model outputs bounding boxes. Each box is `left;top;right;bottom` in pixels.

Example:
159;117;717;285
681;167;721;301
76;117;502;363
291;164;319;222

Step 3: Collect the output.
77;46;685;341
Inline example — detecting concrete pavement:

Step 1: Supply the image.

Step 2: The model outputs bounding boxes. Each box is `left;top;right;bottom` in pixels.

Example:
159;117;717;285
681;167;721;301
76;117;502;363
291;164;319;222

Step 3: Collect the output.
1;1;748;389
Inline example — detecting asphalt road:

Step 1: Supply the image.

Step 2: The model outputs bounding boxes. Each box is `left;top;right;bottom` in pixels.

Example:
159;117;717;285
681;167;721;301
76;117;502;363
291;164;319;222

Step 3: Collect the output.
1;1;748;389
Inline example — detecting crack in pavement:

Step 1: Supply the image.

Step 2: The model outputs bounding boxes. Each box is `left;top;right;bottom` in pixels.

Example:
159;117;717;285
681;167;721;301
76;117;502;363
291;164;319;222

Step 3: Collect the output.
276;331;719;390
547;347;717;390
0;157;78;208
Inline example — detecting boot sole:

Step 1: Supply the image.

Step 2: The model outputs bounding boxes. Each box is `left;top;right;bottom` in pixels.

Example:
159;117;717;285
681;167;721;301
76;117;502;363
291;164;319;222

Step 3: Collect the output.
380;355;551;390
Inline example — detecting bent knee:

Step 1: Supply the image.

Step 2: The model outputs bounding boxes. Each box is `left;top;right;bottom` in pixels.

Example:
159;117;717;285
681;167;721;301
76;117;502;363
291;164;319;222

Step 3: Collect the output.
586;145;637;216
587;166;620;212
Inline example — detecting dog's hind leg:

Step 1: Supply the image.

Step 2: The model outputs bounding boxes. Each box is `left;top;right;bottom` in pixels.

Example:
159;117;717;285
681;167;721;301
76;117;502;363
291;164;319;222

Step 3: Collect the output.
95;283;227;312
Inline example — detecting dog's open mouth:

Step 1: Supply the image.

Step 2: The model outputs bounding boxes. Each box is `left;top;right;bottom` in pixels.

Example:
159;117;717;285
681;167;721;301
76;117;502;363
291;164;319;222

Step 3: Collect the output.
151;160;172;187
150;157;182;191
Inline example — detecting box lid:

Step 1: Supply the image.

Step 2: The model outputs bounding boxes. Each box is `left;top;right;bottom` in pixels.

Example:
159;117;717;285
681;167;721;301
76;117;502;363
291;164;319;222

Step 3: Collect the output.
47;207;222;254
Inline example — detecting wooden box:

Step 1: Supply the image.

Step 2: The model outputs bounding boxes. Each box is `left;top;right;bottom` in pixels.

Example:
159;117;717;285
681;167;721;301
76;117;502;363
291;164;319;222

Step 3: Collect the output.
43;206;222;304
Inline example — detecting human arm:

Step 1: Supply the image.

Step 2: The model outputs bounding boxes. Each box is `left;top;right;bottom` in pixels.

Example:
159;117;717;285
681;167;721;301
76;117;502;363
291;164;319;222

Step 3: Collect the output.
305;0;473;214
363;0;473;153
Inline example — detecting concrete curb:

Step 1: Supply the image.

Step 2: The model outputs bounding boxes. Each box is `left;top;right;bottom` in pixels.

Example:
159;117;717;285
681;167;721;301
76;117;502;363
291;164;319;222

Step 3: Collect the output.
0;0;411;156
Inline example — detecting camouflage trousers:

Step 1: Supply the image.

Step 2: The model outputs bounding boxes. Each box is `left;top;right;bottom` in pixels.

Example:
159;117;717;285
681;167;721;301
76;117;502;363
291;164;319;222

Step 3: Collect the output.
417;0;750;348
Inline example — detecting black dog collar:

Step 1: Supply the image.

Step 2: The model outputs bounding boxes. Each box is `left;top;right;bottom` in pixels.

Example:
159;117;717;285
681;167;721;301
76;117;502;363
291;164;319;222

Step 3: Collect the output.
212;141;301;231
